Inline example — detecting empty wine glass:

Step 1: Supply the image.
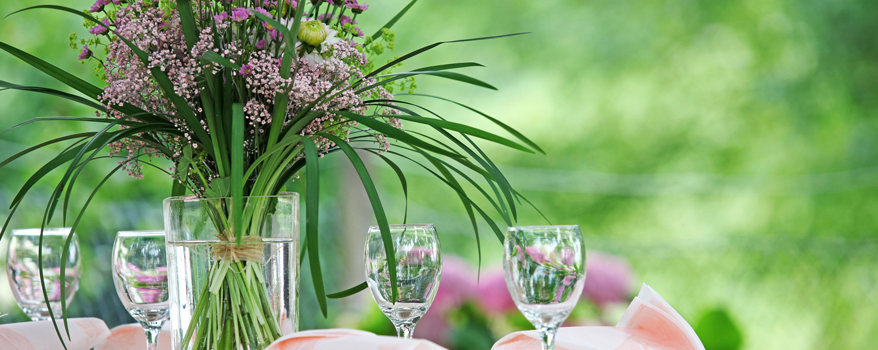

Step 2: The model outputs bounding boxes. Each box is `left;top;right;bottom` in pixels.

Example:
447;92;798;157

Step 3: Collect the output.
112;231;169;350
6;227;81;321
364;224;442;339
504;225;586;350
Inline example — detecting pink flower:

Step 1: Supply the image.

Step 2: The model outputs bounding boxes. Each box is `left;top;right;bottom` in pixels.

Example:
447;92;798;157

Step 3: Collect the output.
413;257;476;344
354;28;364;37
581;252;634;307
403;246;436;265
239;64;253;76
88;18;111;35
134;274;167;284
525;246;549;264
339;15;356;26
78;45;93;60
430;257;476;314
231;8;250;22
255;39;267;50
252;7;272;18
476;268;516;314
346;0;368;13
214;12;229;22
558;247;576;266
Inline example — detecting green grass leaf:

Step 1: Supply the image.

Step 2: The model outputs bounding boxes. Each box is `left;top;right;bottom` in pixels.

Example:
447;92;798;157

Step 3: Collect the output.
0;80;105;110
332;111;463;158
371;0;418;40
390;114;534;153
231;103;245;246
327;282;368;299
320;134;398;304
301;137;327;316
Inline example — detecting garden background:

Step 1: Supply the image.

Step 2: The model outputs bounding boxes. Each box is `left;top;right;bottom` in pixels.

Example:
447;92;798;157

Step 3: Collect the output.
1;0;877;349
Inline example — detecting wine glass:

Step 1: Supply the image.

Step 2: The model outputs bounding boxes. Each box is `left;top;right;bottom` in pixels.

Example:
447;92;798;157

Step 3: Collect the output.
6;227;81;321
504;225;586;350
364;224;442;339
112;231;169;350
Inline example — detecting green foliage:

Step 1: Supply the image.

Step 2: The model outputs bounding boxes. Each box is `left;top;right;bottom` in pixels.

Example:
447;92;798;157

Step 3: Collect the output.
695;308;744;350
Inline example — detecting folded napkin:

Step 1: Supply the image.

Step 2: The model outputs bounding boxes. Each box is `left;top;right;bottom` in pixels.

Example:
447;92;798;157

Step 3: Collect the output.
492;284;705;350
266;329;448;350
94;323;172;350
0;317;110;350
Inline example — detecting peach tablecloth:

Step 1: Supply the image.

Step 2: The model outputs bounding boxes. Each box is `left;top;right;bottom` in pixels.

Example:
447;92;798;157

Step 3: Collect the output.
492;284;705;350
0;317;109;350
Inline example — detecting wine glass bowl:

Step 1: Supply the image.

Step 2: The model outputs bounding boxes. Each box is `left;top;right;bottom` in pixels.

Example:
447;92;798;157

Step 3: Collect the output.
364;224;442;339
6;228;81;321
112;230;169;349
504;225;586;350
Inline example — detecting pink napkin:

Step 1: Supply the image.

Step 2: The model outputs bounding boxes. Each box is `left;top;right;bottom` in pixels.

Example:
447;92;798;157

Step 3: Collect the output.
492;284;705;350
0;317;110;350
94;323;172;350
266;329;448;350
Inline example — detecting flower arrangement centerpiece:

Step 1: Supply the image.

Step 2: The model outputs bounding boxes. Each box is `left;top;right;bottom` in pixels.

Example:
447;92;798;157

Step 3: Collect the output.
0;0;543;349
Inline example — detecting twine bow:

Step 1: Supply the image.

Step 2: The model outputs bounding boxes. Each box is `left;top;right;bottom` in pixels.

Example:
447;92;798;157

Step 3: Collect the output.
210;234;265;263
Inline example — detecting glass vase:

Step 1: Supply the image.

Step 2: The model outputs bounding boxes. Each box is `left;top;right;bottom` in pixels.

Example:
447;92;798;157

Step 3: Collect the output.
163;193;299;350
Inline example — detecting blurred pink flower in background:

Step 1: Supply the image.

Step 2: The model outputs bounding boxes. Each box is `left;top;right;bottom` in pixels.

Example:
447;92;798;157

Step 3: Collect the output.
476;268;516;315
413;257;477;345
581;252;634;307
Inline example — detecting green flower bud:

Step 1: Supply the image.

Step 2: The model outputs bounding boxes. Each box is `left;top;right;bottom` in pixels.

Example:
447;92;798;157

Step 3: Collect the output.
298;20;327;47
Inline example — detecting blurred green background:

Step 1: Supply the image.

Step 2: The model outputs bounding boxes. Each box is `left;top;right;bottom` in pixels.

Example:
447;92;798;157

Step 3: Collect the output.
1;0;878;349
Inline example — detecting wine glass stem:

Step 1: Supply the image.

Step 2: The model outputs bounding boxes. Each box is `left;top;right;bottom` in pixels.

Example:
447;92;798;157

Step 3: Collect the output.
395;322;416;339
141;321;164;350
539;324;559;350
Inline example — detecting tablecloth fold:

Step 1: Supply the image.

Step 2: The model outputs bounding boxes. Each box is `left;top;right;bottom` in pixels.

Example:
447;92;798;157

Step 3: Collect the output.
93;323;172;350
492;284;705;350
0;317;109;350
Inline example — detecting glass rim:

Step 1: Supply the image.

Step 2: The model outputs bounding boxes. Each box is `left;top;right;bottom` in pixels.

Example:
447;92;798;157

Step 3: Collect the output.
117;230;165;237
163;192;299;203
368;224;436;229
11;227;72;236
507;225;580;230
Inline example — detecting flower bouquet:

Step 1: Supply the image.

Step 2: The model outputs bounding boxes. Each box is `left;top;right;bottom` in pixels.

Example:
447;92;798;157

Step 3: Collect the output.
0;0;544;348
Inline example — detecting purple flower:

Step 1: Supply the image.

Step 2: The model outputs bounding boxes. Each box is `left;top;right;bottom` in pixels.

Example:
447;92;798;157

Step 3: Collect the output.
78;45;93;60
239;64;253;76
214;12;229;22
339;15;355;26
581;252;634;307
347;0;368;14
269;28;283;42
255;39;267;49
88;18;111;35
111;0;122;4
231;7;251;22
317;13;333;22
476;268;517;314
89;0;109;13
354;28;364;37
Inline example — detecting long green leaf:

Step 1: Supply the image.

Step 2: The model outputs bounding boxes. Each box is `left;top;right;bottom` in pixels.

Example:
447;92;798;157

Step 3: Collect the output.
0;80;105;110
0;117;141;136
6;5;214;156
58;160;126;342
370;0;417;40
201;51;241;70
320;134;397;303
409;93;545;154
231;103;245;246
390;114;533;153
365;33;528;79
301;137;327;316
372;153;408;223
0;40;103;99
327;282;368;299
0;133;94;170
333;111;463;158
176;0;199;49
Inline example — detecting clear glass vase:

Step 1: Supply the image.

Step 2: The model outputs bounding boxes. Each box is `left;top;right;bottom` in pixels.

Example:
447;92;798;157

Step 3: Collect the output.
163;194;299;350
